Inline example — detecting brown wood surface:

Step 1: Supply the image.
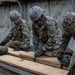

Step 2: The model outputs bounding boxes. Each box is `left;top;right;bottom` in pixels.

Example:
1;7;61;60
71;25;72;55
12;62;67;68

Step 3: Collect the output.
8;48;19;57
19;51;68;70
19;51;60;67
8;48;60;67
0;55;68;75
8;48;68;70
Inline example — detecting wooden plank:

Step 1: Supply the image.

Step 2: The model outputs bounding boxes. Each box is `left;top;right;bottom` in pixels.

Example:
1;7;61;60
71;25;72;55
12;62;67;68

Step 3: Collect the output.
8;48;33;58
8;48;68;70
19;51;34;60
0;55;68;75
19;51;59;65
8;48;19;57
19;51;68;70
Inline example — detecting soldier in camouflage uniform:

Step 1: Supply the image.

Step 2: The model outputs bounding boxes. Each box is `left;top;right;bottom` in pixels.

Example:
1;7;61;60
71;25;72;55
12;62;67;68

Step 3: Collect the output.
0;10;30;51
56;12;75;68
67;52;75;75
29;6;62;57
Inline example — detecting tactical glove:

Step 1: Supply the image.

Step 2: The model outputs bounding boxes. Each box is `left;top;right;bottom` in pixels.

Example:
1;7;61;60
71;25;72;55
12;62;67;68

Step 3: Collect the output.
34;49;45;57
56;50;65;62
62;54;71;67
13;47;20;51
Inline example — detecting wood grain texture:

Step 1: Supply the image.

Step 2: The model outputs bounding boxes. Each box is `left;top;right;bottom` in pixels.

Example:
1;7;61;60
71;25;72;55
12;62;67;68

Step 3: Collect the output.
8;48;68;70
0;55;68;75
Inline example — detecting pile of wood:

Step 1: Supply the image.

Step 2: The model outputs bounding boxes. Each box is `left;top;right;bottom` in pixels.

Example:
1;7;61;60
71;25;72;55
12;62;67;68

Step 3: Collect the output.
0;48;68;75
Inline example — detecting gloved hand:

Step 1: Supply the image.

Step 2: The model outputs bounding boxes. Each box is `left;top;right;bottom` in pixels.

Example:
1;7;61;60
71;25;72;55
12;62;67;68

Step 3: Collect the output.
56;50;65;62
13;47;20;51
0;46;8;55
34;49;45;57
62;54;71;67
0;41;6;46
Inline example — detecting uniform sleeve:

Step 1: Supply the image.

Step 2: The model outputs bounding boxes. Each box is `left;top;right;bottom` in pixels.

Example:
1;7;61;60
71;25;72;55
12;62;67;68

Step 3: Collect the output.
20;23;30;49
32;25;39;51
1;29;13;45
69;52;75;69
58;20;72;51
42;22;57;51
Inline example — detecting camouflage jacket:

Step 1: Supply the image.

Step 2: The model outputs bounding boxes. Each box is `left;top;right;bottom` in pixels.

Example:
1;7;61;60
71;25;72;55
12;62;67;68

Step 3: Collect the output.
32;16;62;51
3;19;30;49
60;12;75;51
69;52;75;70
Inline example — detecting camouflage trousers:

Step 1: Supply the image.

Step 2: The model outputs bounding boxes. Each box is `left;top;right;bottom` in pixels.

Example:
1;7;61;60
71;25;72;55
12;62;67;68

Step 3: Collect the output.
6;40;33;51
6;40;21;48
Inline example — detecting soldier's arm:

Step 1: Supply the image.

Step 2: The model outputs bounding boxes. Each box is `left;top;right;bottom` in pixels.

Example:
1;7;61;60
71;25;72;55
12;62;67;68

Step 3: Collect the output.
58;20;72;51
20;23;30;49
0;29;13;46
32;25;39;51
42;23;56;51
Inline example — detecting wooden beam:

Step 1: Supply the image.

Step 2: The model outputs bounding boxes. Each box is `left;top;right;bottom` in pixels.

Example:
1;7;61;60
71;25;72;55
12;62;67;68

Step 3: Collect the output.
8;48;19;57
0;63;35;75
0;55;68;75
19;51;68;70
8;48;68;70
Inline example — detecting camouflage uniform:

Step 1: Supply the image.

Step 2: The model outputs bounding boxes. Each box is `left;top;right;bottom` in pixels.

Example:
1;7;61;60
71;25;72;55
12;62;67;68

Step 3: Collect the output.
0;46;8;55
60;12;75;51
56;12;75;68
67;52;75;75
29;6;62;57
32;16;62;56
69;52;75;69
2;18;30;50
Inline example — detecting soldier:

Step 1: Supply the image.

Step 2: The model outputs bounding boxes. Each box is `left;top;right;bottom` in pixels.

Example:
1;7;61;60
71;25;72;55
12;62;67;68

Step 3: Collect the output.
67;52;75;75
56;12;75;68
29;6;62;58
0;10;30;51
